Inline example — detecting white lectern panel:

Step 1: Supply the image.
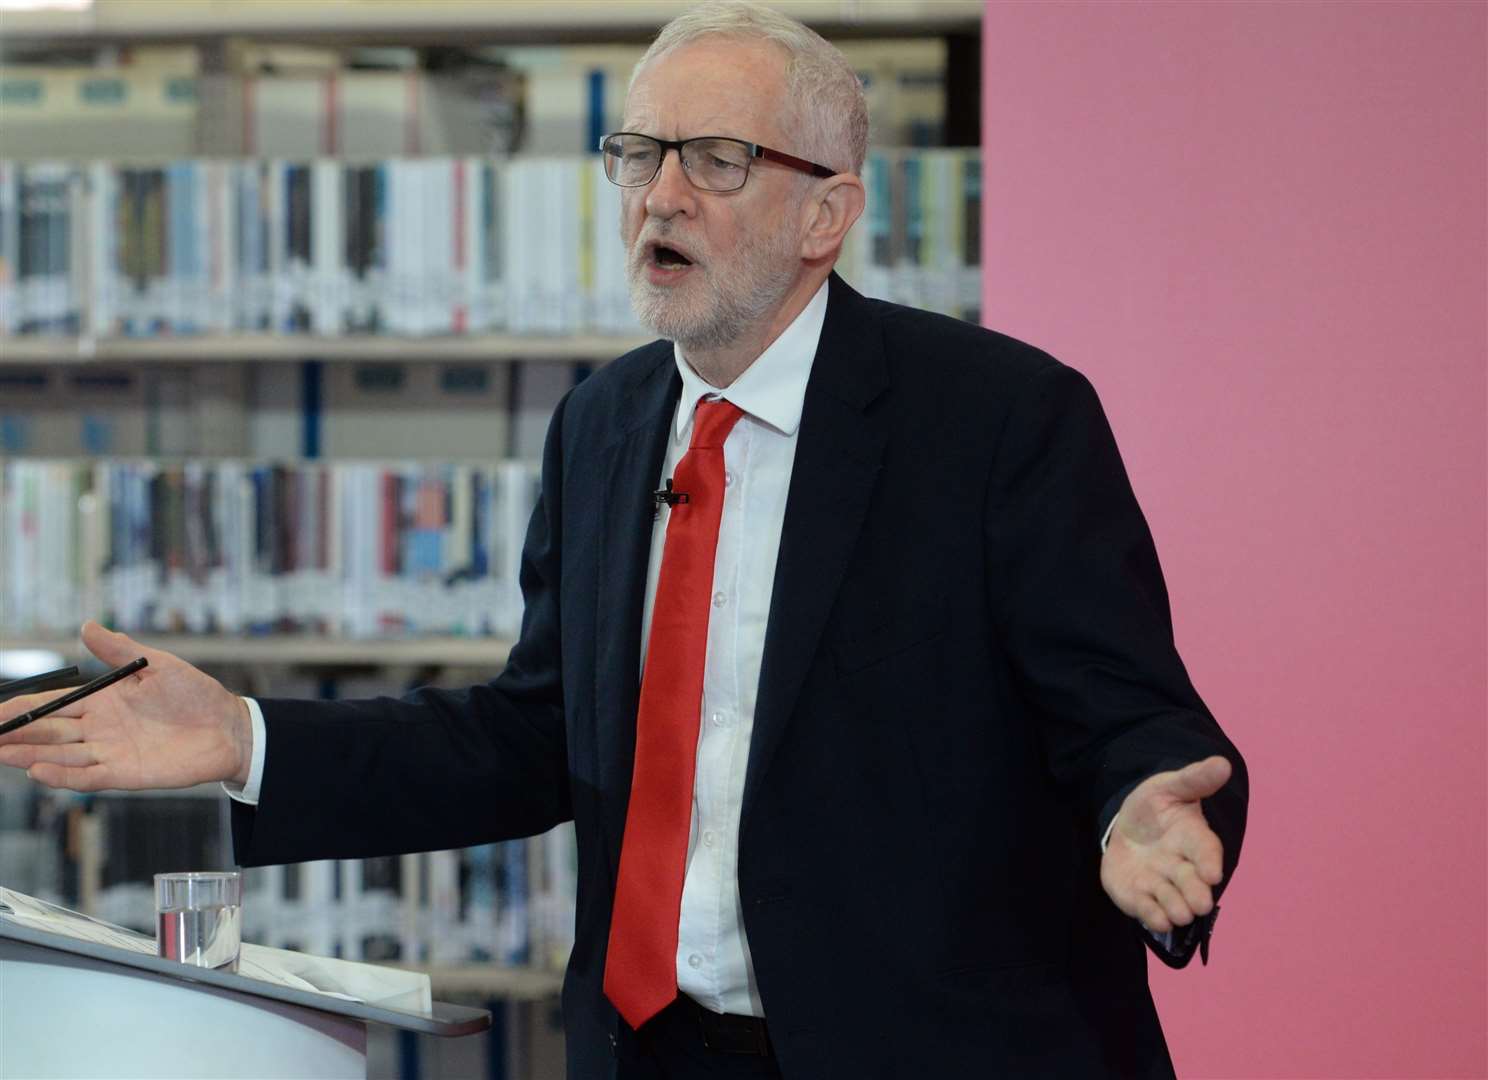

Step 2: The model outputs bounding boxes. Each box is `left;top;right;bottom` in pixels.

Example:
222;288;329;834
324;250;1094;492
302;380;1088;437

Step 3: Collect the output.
0;939;366;1079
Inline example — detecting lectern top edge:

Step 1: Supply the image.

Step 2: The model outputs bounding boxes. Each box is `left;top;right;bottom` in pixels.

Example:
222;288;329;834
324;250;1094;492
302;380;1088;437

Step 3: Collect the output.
0;915;491;1037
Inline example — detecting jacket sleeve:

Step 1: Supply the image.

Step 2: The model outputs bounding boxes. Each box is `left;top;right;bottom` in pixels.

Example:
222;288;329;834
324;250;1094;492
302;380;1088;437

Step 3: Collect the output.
984;360;1248;965
232;395;575;866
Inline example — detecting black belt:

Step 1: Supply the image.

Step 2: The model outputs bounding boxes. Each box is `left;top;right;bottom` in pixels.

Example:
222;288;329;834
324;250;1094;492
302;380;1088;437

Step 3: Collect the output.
677;994;773;1056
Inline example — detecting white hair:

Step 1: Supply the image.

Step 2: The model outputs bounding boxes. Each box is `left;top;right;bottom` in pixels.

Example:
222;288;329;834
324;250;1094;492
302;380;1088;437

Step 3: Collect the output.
631;0;870;176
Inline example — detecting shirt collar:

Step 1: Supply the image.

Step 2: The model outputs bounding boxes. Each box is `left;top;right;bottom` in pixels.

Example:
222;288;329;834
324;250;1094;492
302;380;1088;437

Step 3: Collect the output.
672;279;830;441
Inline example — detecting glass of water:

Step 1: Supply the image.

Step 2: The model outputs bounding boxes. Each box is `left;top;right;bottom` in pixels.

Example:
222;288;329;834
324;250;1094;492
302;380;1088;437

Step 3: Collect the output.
155;871;243;973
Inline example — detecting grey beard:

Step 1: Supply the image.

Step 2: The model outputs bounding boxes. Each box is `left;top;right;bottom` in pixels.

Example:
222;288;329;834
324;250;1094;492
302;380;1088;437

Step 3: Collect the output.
627;257;797;353
626;211;802;352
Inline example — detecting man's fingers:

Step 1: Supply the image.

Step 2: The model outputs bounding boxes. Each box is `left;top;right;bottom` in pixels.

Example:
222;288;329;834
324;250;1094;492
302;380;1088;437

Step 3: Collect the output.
81;620;162;671
1136;898;1172;935
0;687;75;729
26;761;112;792
1104;776;1228;932
0;742;97;769
0;712;83;747
1168;860;1214;918
0;743;50;769
1178;826;1226;885
1147;876;1195;929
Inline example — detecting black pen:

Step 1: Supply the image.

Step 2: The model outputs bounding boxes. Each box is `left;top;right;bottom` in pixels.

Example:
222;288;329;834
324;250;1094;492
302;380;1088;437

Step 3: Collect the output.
0;666;81;698
0;657;148;737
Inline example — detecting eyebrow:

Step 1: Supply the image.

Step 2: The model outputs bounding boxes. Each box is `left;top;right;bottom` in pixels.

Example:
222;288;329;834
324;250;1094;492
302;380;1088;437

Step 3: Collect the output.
619;112;751;141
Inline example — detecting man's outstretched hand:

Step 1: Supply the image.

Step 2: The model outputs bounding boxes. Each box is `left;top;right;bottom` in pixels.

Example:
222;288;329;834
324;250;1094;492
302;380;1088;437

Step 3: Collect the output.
1100;756;1232;934
0;621;251;792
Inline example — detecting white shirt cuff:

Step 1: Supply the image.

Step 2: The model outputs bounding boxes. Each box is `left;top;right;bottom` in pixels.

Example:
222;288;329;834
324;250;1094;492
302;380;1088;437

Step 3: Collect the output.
221;697;266;806
1100;812;1118;853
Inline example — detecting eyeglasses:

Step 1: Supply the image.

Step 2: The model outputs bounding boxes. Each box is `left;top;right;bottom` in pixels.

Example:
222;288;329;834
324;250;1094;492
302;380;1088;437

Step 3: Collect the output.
598;132;836;192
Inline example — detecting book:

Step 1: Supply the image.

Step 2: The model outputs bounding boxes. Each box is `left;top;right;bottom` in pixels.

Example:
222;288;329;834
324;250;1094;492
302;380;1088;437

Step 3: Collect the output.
0;457;540;641
0;150;981;340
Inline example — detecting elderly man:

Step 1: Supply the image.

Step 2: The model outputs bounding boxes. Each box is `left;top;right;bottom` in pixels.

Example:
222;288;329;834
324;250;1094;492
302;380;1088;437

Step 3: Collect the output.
0;3;1246;1077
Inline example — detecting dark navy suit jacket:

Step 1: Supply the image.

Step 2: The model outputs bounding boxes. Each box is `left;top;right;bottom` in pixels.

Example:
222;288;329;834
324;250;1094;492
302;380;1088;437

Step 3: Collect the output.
233;273;1247;1078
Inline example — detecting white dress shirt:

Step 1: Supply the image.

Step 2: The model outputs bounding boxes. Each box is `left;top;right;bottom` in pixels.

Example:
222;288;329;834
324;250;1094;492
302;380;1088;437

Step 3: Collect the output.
640;280;829;1016
227;281;830;1017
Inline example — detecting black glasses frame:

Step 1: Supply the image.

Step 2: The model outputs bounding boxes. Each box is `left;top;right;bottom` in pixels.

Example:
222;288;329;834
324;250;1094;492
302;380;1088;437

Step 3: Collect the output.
598;132;836;191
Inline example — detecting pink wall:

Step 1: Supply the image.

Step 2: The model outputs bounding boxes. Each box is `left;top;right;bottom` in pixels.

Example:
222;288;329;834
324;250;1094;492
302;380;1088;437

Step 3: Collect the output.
982;2;1486;1077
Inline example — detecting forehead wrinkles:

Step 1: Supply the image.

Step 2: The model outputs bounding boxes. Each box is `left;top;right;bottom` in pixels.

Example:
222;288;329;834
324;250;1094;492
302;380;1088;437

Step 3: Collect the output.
622;83;760;139
621;86;658;132
624;41;788;142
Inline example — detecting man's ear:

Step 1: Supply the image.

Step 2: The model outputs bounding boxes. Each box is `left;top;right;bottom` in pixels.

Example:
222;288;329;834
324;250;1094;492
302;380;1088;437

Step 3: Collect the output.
799;173;866;262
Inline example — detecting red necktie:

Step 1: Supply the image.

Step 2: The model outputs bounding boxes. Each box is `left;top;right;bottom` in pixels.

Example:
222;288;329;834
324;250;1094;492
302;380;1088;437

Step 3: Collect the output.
604;398;745;1030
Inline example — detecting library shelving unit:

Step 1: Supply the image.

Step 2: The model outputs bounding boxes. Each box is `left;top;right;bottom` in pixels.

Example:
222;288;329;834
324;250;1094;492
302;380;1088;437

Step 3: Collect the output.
0;634;513;666
0;5;982;1077
0;334;651;365
0;0;981;44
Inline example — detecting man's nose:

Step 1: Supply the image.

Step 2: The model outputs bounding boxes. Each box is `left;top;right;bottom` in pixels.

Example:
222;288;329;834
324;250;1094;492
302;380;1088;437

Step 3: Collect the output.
644;148;696;218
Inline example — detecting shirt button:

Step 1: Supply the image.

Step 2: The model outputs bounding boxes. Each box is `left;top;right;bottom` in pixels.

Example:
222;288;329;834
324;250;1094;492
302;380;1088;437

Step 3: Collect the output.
688;953;702;969
712;591;727;608
724;471;734;486
711;711;730;727
703;830;716;848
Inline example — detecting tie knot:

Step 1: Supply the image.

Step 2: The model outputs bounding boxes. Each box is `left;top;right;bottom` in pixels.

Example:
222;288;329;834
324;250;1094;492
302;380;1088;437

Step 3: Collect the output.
689;398;744;449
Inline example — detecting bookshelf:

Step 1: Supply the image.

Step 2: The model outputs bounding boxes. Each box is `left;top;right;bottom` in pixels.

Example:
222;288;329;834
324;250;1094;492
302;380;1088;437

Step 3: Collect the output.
0;0;980;44
0;11;981;1074
0;334;649;365
0;149;979;356
0;634;513;665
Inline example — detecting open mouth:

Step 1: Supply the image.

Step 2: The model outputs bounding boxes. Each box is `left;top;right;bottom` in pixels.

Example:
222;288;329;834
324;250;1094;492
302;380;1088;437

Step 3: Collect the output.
649;243;695;269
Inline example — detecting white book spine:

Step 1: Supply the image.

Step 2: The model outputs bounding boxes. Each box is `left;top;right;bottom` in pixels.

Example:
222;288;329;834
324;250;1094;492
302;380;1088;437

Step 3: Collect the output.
430;158;455;336
322;464;341;633
205;161;227;333
267;160;290;332
386;160;405;335
500;160;527;333
78;463;106;624
36;463;72;634
555;159;583;332
0;162;15;335
494;158;511;331
86;161;114;337
538;160;562;333
418;160;436;337
400;159;417;337
190;160;210;334
410;160;429;337
311;159;343;336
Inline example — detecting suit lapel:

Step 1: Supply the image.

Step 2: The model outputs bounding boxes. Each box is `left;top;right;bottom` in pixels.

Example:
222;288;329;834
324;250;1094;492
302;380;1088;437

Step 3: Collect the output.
594;347;680;876
742;275;890;827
